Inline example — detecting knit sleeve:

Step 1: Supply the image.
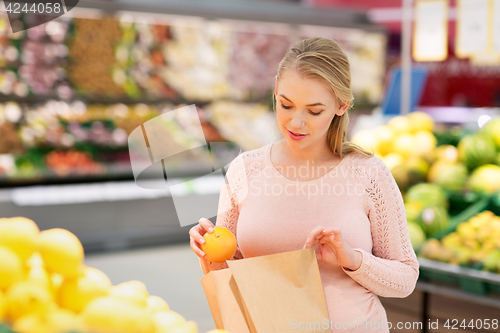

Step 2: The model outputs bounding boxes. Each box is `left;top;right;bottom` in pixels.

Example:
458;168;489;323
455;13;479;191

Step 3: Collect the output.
343;156;419;298
199;152;246;275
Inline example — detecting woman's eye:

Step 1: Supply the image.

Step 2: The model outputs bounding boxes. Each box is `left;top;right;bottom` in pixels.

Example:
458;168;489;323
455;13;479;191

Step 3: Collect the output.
309;110;322;116
280;103;292;110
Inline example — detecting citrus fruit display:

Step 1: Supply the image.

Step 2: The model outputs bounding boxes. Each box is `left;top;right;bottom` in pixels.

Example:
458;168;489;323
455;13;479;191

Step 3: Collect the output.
457;134;497;170
0;217;39;262
200;227;237;263
37;228;85;278
418;211;500;271
57;266;111;313
0;216;230;333
0;246;24;290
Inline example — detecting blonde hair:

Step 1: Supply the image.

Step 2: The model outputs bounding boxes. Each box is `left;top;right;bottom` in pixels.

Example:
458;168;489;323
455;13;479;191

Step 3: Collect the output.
273;37;373;159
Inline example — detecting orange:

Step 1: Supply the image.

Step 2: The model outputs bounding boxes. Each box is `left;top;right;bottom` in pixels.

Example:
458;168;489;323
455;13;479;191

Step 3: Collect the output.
0;217;40;262
200;227;237;263
37;228;84;278
57;266;111;313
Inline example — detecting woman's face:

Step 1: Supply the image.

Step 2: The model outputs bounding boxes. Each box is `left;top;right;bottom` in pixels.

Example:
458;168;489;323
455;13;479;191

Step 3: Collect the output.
274;70;346;151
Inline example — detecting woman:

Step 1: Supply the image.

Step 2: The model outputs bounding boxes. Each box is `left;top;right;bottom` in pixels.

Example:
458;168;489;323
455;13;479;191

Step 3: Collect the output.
189;37;419;333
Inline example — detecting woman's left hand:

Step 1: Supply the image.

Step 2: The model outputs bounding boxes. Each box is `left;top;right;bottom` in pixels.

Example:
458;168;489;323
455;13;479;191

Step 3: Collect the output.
303;225;363;271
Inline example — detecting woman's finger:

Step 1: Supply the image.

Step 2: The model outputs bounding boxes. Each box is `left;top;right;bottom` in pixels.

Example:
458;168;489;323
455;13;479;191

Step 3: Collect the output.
188;224;206;246
304;225;327;249
322;227;341;235
199;218;215;234
190;236;206;258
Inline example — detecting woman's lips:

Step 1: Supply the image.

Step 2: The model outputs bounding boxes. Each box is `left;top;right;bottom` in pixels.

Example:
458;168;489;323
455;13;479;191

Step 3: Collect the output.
287;129;308;140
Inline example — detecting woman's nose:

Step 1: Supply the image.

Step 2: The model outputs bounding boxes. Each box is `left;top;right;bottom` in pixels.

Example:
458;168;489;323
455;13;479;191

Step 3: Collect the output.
290;113;305;128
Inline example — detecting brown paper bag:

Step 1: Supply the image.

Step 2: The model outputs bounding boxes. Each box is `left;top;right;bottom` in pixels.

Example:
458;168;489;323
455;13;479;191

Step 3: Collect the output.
201;268;251;333
201;248;330;333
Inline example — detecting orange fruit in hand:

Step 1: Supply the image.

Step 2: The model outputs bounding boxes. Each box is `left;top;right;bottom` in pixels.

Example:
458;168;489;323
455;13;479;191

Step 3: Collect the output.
200;227;237;263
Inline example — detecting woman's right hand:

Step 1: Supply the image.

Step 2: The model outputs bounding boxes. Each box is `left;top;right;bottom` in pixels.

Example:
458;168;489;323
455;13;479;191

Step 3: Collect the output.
189;217;215;264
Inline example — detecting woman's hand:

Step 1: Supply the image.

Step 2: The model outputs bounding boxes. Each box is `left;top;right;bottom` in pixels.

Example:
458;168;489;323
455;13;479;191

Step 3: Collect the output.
303;225;362;271
189;217;215;264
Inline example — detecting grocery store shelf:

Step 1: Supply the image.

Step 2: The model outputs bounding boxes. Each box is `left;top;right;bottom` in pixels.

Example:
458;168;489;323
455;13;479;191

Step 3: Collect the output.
416;281;500;310
419;258;500;285
0;175;224;206
76;0;385;31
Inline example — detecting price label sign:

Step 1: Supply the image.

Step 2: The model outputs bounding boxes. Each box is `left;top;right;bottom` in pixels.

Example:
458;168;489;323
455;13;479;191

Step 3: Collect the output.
413;0;449;62
456;0;489;58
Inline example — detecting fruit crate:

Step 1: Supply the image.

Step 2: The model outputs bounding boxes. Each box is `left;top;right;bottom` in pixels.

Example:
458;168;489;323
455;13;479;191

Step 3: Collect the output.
419;192;500;296
446;190;487;221
430;191;500;240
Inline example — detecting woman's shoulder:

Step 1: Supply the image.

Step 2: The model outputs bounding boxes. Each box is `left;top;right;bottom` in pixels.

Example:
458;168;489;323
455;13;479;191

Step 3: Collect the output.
225;143;269;178
343;151;392;184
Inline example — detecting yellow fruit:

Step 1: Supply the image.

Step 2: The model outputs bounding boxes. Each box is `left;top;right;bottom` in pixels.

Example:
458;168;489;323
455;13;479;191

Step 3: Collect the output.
12;313;48;333
373;125;395;155
380;153;404;172
13;306;83;333
80;296;154;333
387;115;411;134
50;273;64;298
201;227;237;264
152;310;187;332
5;280;52;321
0;289;6;322
434;145;459;163
350;130;377;153
0;217;39;262
408;111;434;132
58;266;111;313
46;305;84;333
25;264;53;293
37;229;84;278
145;295;170;313
413;131;437;156
0;245;24;290
109;280;148;307
392;133;415;158
25;252;44;269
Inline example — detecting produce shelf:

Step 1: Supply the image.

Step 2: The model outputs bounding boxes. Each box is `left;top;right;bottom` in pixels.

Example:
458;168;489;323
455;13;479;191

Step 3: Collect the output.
419;258;500;296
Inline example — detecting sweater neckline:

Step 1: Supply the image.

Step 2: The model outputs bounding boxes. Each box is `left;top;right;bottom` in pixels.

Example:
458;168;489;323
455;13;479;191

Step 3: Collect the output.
264;141;352;185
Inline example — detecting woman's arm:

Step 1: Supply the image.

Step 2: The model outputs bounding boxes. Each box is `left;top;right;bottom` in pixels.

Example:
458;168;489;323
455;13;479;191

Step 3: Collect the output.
343;156;419;298
199;154;246;275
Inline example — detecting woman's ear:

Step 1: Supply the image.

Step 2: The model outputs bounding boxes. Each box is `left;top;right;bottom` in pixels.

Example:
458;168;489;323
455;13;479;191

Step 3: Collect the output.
274;76;278;96
336;102;349;116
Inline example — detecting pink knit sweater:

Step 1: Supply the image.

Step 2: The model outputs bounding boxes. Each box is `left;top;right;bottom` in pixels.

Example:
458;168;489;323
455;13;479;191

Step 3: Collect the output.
200;142;419;333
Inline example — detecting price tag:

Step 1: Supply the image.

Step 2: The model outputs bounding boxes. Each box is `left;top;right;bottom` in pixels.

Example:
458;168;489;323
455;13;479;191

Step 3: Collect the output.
456;0;489;58
413;0;448;61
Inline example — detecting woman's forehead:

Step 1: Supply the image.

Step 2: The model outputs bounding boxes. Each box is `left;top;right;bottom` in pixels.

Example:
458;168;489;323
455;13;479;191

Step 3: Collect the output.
277;72;335;104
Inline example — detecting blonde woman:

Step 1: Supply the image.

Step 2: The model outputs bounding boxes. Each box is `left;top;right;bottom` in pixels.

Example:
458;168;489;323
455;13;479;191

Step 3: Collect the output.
189;37;419;333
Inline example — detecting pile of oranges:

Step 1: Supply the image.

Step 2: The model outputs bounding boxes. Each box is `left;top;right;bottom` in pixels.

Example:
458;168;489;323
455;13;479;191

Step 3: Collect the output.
0;216;230;333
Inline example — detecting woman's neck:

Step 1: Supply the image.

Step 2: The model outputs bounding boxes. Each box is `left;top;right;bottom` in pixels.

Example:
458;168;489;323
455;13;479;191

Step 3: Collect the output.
279;139;338;165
